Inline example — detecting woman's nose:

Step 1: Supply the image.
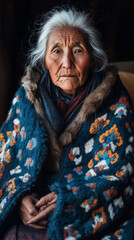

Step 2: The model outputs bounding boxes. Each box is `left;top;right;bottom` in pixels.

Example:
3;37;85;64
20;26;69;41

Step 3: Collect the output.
62;52;73;69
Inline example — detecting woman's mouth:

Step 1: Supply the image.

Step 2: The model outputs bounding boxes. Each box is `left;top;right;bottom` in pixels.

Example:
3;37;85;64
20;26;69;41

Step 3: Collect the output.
61;75;76;77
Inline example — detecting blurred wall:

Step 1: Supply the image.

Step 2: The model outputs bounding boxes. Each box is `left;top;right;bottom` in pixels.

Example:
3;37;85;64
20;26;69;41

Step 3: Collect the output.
0;0;134;126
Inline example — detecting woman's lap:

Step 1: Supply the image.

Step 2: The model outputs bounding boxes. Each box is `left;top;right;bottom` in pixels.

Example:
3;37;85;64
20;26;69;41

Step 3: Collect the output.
3;222;50;240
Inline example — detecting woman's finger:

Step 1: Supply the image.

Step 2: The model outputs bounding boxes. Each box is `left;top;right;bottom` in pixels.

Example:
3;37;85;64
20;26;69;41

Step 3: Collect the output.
27;203;56;224
35;192;57;208
37;219;48;226
26;223;47;230
20;208;34;223
20;195;39;224
21;195;39;216
39;198;57;212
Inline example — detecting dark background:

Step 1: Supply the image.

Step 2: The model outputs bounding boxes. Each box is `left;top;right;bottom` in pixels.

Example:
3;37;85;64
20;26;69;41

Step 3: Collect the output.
0;0;134;126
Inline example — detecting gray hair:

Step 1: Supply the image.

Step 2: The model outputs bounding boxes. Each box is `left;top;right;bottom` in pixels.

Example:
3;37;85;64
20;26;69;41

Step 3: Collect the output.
29;7;108;71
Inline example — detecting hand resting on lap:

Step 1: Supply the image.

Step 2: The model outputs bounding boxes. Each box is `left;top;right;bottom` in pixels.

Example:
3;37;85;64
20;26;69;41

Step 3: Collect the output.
20;192;57;229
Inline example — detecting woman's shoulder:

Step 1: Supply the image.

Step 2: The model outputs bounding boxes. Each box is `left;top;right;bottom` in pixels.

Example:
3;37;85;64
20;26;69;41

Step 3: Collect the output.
10;86;33;110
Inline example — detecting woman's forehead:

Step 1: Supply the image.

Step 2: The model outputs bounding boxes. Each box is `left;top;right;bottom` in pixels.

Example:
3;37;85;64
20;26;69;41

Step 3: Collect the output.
47;27;89;47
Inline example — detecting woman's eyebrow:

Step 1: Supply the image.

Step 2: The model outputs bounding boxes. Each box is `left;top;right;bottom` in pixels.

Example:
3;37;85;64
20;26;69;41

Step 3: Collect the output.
72;41;83;47
49;42;61;48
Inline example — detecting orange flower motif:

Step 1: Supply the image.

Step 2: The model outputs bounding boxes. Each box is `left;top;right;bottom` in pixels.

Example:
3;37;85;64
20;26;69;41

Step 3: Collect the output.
13;95;19;105
0;189;3;198
7;179;16;198
126;122;130;129
90;118;110;135
26;138;37;150
116;169;125;180
114;229;123;239
95;149;119;164
16;108;21;115
25;158;34;168
18;151;22;158
20;127;26;141
67;174;73;180
27;158;32;166
68;150;75;161
106;189;117;197
110;104;118;111
71;186;79;193
99;124;123;146
88;159;93;169
76;167;82;172
110;96;129;111
90;183;96;189
0;133;5;152
6;131;17;147
0;162;5;180
92;207;107;234
27;142;33;149
4;151;11;164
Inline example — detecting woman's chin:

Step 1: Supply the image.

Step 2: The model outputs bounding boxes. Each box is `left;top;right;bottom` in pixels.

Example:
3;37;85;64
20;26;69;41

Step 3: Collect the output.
58;81;79;95
60;87;77;95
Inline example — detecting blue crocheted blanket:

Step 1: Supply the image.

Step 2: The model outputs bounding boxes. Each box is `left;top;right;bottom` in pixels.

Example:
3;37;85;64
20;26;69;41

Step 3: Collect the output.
0;75;134;240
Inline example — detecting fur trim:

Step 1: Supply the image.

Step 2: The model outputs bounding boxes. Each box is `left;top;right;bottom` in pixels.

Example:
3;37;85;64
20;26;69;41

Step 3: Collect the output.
21;65;118;170
22;66;62;172
60;66;118;146
21;66;41;103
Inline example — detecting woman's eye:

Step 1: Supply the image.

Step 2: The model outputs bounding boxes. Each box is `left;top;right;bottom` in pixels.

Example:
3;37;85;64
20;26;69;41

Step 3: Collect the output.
74;49;82;54
53;49;61;54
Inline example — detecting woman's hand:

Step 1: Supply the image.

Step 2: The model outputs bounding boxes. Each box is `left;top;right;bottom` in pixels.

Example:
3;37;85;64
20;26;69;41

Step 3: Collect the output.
19;194;47;229
27;192;57;225
19;192;57;229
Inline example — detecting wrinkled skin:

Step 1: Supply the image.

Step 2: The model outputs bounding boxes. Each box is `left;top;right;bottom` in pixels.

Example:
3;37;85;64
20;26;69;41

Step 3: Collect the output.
20;26;93;230
45;26;93;95
20;192;57;229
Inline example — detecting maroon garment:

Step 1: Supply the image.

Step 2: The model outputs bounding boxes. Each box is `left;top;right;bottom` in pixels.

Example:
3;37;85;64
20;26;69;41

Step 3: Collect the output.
57;82;90;121
3;223;50;240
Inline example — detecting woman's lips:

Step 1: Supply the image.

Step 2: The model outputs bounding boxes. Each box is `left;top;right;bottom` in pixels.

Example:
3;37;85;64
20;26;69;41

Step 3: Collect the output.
61;75;76;77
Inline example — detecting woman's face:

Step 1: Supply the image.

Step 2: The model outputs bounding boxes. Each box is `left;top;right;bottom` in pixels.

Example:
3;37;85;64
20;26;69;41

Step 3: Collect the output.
45;27;93;95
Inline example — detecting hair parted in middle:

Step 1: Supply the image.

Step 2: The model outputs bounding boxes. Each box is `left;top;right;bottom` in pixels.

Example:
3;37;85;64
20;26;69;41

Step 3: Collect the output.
29;7;108;71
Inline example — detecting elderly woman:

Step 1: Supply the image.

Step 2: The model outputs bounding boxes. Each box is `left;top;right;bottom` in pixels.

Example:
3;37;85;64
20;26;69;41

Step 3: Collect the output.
0;7;134;240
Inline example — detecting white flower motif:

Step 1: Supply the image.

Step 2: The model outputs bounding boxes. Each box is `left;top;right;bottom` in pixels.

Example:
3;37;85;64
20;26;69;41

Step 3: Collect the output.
19;173;30;183
0;197;7;213
85;138;94;154
108;204;115;220
114;197;124;208
10;165;22;175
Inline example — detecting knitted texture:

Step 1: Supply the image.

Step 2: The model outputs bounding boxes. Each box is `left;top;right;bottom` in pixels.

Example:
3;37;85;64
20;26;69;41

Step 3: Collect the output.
47;79;134;239
0;87;49;226
0;73;134;240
